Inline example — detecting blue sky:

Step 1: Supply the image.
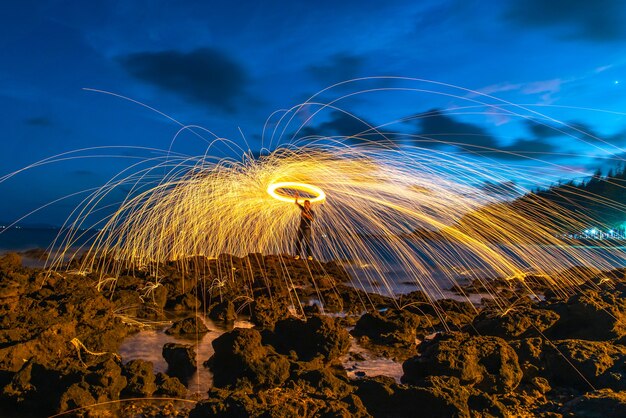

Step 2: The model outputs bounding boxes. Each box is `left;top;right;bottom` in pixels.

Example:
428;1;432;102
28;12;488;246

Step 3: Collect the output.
1;0;625;225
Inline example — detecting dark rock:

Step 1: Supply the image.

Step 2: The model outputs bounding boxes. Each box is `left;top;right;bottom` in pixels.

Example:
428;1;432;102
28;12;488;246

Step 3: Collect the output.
165;316;209;336
352;309;422;347
162;343;196;382
560;389;626;417
402;332;522;394
85;356;127;403
189;385;371;418
155;372;187;398
471;306;560;339
208;300;237;322
270;314;350;362
249;295;290;330
210;328;290;389
545;289;626;340
122;359;157;397
0;252;22;270
1;360;71;415
58;382;96;414
544;339;626;391
354;375;471;418
152;284;168;308
166;293;201;311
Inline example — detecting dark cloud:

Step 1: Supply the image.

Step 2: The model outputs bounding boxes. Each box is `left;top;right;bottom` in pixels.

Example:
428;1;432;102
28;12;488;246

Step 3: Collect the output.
308;53;365;85
505;0;626;41
117;48;247;112
411;109;498;149
24;116;53;127
410;109;557;160
298;111;399;147
525;119;626;146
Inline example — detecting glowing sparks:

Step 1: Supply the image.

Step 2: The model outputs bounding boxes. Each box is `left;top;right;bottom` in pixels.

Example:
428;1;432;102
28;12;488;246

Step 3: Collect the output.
267;181;326;203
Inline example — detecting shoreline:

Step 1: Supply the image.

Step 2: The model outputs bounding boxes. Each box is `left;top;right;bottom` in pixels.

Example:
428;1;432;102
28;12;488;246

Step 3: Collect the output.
0;252;625;416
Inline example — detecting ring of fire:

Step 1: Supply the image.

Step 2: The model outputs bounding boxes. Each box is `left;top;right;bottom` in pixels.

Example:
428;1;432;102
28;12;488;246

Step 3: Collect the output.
267;181;326;203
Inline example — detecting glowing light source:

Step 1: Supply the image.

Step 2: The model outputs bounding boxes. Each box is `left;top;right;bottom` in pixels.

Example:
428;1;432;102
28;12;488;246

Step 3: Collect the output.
267;181;326;203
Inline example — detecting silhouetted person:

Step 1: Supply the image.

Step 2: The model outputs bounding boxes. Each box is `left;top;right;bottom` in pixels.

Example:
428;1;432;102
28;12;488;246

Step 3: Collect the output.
294;193;315;260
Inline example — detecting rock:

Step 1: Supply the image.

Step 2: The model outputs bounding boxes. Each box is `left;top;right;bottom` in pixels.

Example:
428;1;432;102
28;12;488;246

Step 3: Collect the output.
471;306;560;339
85;356;127;403
545;289;626;341
58;382;96;414
270;314;350;362
165;316;209;336
402;332;522;394
166;293;201;311
152;284;168;308
249;295;290;330
190;385;371;418
354;375;472;418
352;309;422;348
155;372;187;398
0;252;22;270
2;360;71;415
122;359;157;397
560;389;626;417
208;300;237;322
162;343;196;382
543;339;626;391
209;328;290;389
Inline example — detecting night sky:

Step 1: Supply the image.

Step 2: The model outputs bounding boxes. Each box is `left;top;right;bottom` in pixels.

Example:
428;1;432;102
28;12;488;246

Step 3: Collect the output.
1;0;625;226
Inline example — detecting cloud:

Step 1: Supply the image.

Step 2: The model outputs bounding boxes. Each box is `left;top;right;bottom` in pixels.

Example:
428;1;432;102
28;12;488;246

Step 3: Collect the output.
410;109;498;149
473;78;563;104
117;48;247;112
410;109;558;160
298;110;399;147
24;116;53;127
308;53;365;85
505;0;626;41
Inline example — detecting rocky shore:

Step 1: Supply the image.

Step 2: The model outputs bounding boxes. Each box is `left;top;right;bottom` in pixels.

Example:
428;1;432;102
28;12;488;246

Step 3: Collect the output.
1;251;626;417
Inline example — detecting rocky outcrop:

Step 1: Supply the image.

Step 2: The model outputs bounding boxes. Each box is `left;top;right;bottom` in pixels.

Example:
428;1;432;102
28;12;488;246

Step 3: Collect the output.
471;305;560;339
209;328;290;389
560;389;626;417
122;359;157;397
165;316;209;336
162;343;196;382
269;314;350;362
402;332;522;394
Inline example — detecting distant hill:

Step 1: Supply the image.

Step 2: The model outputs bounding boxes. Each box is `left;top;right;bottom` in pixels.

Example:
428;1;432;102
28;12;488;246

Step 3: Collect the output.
524;164;626;230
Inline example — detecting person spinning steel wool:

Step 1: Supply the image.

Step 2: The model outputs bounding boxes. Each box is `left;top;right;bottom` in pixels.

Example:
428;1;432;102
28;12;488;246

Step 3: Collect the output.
294;192;315;260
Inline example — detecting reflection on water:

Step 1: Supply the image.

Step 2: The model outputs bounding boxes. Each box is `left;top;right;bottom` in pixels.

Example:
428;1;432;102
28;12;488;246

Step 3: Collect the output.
343;337;403;383
118;317;254;397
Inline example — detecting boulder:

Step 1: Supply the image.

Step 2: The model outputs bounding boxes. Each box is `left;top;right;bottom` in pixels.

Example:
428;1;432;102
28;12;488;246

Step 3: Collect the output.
209;328;290;389
208;300;237;322
545;289;626;340
544;339;626;391
0;252;22;270
189;386;370;418
270;314;350;362
162;343;196;382
402;332;522;394
122;359;157;397
352;309;422;347
354;375;472;418
560;389;626;417
155;372;187;398
249;295;290;330
165;316;209;336
471;306;559;339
